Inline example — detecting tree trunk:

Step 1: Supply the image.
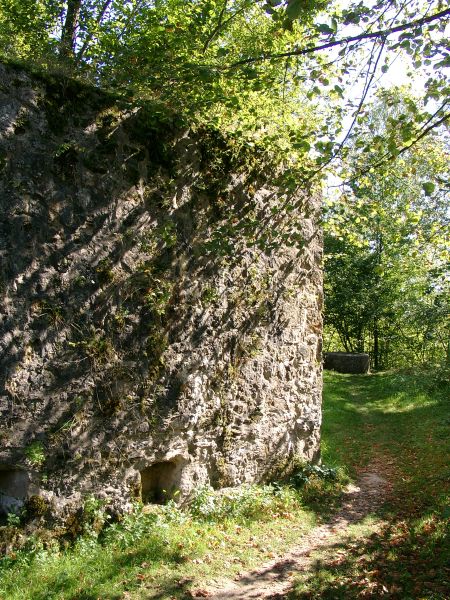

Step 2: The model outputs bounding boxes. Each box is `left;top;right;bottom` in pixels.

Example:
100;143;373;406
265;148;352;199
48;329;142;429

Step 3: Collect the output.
373;320;379;370
60;0;82;58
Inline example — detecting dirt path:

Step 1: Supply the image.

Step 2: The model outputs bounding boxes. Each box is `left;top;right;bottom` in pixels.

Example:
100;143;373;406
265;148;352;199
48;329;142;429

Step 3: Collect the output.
192;468;391;599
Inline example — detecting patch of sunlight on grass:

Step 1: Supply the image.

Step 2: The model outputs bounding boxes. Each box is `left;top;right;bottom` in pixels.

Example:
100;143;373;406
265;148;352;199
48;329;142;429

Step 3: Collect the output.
343;514;384;539
297;369;450;600
0;475;349;600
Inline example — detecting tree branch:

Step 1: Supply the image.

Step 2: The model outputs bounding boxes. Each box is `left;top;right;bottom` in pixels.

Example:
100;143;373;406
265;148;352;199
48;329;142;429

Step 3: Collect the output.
309;38;386;181
392;112;450;160
76;0;112;62
227;8;450;68
342;111;450;189
203;0;228;53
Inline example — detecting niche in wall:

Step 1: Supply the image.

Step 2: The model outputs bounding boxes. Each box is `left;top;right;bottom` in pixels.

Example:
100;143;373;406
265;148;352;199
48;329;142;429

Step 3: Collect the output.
140;460;183;504
0;468;29;518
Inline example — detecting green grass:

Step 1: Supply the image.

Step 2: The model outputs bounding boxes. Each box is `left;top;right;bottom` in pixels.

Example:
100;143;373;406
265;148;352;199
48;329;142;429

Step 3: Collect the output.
291;370;450;599
0;477;345;599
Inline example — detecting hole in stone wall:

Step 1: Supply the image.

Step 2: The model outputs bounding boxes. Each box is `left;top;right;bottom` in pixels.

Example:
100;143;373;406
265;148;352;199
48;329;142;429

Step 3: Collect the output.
0;468;29;519
140;461;182;505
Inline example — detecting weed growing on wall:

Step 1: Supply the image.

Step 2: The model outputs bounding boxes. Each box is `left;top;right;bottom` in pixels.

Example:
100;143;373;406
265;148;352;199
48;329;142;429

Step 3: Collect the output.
24;442;45;467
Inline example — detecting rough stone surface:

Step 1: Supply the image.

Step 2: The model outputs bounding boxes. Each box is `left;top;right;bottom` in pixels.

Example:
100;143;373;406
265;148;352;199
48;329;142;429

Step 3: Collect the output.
323;352;370;374
0;62;323;517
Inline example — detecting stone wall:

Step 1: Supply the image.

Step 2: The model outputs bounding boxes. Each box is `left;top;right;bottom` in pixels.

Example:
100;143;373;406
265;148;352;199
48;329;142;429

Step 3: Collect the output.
0;62;323;518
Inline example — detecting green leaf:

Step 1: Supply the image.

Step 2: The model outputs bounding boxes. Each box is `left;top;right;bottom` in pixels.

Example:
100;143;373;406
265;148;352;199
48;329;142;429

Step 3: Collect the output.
317;23;335;34
285;0;303;21
343;11;359;25
216;47;229;57
422;182;435;196
374;265;384;275
293;140;311;152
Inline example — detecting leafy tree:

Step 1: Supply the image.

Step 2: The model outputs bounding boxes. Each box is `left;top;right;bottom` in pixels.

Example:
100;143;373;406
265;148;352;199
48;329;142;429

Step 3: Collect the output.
0;1;327;155
324;89;449;368
0;1;448;168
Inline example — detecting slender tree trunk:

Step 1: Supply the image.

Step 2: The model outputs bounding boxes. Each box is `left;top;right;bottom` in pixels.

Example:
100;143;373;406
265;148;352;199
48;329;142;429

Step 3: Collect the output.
339;327;353;352
373;225;383;370
60;0;82;58
374;320;379;370
356;330;364;353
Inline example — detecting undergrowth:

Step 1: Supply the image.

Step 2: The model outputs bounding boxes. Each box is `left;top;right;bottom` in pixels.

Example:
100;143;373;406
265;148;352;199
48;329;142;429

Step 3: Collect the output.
0;465;347;599
2;369;446;598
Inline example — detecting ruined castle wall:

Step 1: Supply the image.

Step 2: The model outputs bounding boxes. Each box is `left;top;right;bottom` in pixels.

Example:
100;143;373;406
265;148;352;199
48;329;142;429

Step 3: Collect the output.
0;62;322;516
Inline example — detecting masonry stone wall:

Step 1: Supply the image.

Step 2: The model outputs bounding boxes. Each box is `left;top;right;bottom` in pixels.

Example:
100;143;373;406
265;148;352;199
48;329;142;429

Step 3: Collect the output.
0;62;323;518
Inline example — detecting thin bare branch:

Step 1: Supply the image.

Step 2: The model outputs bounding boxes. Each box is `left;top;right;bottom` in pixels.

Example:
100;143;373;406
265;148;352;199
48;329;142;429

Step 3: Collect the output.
341;111;450;189
203;0;228;53
76;0;113;62
305;38;387;182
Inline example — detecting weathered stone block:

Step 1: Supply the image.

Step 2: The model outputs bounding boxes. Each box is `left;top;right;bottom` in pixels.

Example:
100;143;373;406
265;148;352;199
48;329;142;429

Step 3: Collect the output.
323;352;370;374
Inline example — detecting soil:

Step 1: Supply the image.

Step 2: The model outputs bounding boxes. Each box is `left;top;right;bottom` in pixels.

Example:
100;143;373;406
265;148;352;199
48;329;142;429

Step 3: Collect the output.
189;467;391;599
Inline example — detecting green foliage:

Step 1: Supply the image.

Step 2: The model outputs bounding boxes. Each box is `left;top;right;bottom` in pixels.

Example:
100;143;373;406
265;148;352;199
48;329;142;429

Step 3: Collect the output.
6;513;21;527
24;496;48;520
290;463;338;488
24;441;45;467
0;0;448;178
0;0;59;59
144;278;174;317
201;285;219;306
74;332;116;367
95;258;115;285
189;483;299;523
0;0;324;162
35;299;64;327
324;89;449;369
81;496;110;539
0;473;345;599
2;373;447;598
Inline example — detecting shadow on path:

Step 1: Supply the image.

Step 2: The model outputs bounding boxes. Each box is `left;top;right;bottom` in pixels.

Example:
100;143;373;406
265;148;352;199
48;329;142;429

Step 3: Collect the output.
200;467;389;600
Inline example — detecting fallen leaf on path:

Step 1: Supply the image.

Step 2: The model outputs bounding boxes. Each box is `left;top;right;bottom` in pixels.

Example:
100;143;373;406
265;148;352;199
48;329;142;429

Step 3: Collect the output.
190;589;211;597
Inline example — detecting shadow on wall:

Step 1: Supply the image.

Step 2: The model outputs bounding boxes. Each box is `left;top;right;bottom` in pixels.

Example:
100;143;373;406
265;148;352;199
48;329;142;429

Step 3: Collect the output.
141;458;185;504
0;61;321;507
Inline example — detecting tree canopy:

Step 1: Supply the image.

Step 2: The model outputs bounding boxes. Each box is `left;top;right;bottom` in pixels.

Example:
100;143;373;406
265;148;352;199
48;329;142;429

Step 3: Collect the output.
324;89;449;368
0;1;448;170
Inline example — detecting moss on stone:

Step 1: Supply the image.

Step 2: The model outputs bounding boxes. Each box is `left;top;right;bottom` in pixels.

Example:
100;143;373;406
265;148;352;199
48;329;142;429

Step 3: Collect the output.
24;495;49;519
